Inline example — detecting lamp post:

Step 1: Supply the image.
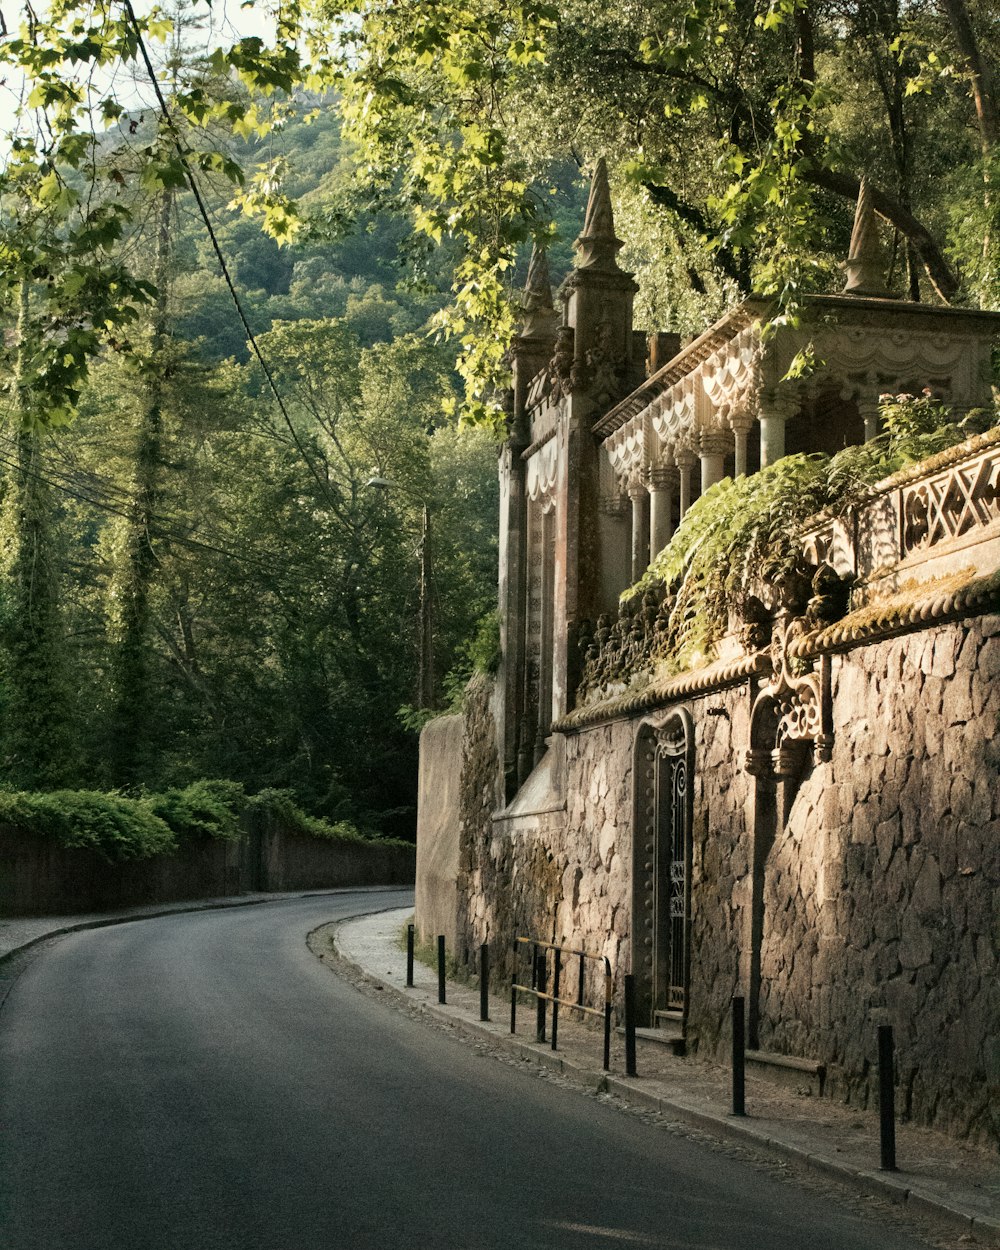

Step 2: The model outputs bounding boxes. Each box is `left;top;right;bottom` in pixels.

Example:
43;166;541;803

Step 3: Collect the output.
366;477;434;710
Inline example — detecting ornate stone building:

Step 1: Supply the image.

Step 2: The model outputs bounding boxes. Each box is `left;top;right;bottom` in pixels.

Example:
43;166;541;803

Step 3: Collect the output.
415;162;1000;1146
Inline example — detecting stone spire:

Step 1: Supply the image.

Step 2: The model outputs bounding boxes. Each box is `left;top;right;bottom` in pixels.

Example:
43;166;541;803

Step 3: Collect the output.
843;177;888;297
520;244;558;338
574;157;625;271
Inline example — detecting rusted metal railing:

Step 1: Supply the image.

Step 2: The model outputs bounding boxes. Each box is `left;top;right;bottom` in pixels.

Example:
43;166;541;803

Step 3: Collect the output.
510;936;612;1071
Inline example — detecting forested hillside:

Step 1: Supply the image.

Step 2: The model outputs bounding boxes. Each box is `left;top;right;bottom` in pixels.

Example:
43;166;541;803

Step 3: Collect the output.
0;99;507;839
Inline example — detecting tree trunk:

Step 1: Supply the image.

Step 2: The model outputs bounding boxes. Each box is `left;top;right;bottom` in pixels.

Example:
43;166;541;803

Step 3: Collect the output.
940;0;999;155
1;283;74;787
108;191;171;786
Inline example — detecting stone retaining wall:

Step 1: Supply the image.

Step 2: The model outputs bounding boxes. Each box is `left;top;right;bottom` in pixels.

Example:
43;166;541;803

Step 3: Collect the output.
437;615;1000;1147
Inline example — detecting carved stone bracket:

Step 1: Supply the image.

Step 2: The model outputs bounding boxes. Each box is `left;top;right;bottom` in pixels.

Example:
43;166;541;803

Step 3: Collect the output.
746;611;832;777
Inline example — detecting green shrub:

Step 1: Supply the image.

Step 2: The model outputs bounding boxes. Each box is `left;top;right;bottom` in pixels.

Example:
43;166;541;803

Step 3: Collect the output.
145;779;246;843
0;789;176;862
247;787;367;844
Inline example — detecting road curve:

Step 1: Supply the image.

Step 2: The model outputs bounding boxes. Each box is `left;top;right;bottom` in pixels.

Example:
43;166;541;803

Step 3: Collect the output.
1;891;934;1250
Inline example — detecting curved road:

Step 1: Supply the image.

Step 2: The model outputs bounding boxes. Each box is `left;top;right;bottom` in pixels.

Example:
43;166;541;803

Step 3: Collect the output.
1;891;934;1250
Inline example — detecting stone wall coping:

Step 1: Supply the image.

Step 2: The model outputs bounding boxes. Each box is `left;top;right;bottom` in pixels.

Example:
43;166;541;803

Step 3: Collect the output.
554;653;769;733
790;568;1000;656
521;423;558;461
559;568;1000;732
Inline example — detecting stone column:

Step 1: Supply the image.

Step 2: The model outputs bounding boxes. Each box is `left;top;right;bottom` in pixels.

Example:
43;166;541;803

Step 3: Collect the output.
647;465;676;562
628;480;649;582
676;449;696;520
699;429;731;492
730;413;754;478
759;391;795;468
859;394;880;442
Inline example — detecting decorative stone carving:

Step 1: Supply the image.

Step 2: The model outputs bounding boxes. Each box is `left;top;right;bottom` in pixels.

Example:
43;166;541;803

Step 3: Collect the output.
901;446;1000;553
525;429;560;506
587;318;622;406
747;610;832;775
541;325;576;403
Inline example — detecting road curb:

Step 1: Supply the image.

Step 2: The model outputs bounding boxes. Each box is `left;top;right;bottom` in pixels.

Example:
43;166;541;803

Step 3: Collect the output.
329;925;1000;1246
0;886;405;969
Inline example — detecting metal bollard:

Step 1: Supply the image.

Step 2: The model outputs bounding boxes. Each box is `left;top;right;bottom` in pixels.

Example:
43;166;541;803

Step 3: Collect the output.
535;952;547;1044
437;935;446;1005
551;948;562;1051
731;996;746;1117
878;1024;897;1171
602;960;612;1072
624;974;637;1077
406;923;415;987
480;943;489;1022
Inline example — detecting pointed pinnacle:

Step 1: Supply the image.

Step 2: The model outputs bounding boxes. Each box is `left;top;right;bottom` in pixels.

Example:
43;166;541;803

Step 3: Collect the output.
524;245;554;312
843;176;888;297
574;157;624;271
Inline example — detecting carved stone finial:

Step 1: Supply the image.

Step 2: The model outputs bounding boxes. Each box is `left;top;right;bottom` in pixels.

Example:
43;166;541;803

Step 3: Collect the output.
574;157;625;271
843;177;888;297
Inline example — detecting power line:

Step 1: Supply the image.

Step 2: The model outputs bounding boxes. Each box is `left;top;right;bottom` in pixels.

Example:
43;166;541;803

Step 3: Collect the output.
0;441;293;578
121;0;341;513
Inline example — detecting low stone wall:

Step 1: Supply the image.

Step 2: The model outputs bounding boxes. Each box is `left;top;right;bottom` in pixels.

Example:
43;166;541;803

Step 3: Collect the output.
0;818;415;918
437;615;1000;1147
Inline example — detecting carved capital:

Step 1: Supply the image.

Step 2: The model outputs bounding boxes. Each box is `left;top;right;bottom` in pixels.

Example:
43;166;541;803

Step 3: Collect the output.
698;428;732;458
647;465;679;492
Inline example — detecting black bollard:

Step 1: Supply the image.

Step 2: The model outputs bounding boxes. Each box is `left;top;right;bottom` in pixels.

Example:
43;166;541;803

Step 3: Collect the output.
732;996;746;1116
480;943;490;1022
535;952;547;1044
624;974;637;1077
878;1024;897;1171
437;935;446;1005
406;923;415;987
551;949;562;1051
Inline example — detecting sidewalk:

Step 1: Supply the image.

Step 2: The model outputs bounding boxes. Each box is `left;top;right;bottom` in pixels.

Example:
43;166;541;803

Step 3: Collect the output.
333;907;1000;1247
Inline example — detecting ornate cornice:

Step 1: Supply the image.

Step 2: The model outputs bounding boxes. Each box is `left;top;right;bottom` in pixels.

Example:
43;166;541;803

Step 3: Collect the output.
789;568;1000;656
553;653;769;733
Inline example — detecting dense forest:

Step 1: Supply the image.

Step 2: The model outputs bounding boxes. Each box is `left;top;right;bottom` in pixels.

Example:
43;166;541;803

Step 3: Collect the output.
0;0;997;841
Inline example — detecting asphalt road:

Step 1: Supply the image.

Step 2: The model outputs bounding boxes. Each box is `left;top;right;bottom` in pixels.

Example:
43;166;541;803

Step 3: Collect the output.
0;891;936;1250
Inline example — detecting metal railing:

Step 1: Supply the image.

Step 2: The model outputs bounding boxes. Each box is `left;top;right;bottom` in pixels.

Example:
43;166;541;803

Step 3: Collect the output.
510;936;612;1071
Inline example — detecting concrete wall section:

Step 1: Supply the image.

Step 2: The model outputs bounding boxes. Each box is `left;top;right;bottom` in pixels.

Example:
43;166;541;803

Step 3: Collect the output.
414;712;465;948
0;823;415;917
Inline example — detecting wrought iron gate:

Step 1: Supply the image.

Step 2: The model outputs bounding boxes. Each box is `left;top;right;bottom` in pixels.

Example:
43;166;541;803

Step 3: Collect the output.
652;718;692;1017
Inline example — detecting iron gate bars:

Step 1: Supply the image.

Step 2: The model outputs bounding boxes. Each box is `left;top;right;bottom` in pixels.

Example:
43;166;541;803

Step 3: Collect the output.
510;936;612;1071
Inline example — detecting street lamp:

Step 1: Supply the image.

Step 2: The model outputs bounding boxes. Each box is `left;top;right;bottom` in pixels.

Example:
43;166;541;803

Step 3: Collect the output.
365;477;434;710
